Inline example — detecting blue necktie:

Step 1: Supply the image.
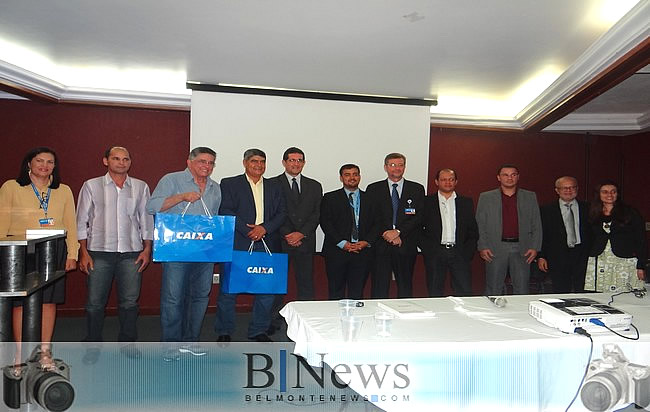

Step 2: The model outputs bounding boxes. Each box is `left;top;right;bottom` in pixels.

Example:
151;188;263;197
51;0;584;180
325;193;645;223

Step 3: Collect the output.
349;192;359;240
391;183;399;227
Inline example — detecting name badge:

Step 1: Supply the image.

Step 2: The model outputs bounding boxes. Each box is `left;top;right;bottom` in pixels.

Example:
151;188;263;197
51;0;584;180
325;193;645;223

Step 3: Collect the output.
39;218;55;227
404;208;416;215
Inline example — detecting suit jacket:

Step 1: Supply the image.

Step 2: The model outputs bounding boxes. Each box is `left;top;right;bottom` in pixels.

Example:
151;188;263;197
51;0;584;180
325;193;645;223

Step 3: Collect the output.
476;188;542;254
219;174;286;252
320;188;379;256
365;179;425;255
539;200;591;263
271;173;323;253
420;193;478;261
588;208;647;269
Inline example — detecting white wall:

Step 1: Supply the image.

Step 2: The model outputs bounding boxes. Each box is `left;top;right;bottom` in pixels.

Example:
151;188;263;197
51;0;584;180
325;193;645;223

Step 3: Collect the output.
190;91;431;249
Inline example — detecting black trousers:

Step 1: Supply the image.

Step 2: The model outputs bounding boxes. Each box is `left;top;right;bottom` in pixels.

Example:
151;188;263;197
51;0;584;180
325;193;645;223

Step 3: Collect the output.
269;251;315;328
371;249;417;298
325;248;370;300
549;245;589;293
423;246;472;297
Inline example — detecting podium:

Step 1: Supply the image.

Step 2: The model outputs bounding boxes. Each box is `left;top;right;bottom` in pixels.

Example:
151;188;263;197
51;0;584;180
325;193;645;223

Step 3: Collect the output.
0;231;67;343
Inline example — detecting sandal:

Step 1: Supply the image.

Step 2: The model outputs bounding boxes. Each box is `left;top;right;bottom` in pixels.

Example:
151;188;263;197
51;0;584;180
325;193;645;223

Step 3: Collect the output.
38;347;56;372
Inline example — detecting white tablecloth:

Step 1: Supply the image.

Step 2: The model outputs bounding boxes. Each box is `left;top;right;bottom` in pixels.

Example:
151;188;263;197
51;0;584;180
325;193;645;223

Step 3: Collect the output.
280;293;650;411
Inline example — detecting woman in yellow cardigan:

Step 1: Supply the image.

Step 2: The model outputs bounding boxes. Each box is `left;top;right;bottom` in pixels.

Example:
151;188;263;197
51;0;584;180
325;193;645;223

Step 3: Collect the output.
0;147;78;370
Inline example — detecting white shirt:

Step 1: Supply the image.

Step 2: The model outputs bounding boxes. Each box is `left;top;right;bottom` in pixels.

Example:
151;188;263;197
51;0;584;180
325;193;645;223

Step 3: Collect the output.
77;173;153;253
559;198;581;246
438;191;457;244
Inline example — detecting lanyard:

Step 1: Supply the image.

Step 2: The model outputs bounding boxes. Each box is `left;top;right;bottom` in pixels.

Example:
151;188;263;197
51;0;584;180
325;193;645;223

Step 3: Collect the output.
31;183;51;218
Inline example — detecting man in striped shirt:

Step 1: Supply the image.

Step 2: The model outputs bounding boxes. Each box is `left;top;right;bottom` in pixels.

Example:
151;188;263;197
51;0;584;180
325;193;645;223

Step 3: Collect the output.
77;146;154;356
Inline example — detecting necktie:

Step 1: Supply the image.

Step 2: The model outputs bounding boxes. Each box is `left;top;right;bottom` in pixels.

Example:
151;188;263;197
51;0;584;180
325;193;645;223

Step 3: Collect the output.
391;183;399;227
291;177;299;199
565;203;577;247
349;192;359;240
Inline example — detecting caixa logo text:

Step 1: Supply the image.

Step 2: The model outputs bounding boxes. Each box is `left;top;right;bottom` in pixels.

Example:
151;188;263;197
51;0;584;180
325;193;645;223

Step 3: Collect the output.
175;231;213;240
247;266;274;274
244;350;410;391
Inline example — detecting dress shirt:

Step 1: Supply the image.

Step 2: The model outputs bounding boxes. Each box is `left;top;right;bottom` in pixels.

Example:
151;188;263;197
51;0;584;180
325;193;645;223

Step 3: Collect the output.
501;190;519;238
284;172;301;192
559;199;581;246
438;191;457;244
146;168;221;216
77;173;154;253
246;174;264;225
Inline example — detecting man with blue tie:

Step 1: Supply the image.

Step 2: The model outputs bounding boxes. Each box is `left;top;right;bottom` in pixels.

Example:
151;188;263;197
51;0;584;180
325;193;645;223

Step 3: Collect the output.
215;148;286;342
320;164;378;299
365;153;425;298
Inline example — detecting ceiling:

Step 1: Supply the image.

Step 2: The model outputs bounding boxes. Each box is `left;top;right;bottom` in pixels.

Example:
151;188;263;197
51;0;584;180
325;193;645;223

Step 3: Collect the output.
0;0;648;135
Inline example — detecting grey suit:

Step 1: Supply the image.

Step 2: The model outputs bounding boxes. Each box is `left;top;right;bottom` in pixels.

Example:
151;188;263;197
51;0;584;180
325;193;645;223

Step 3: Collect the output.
476;188;542;295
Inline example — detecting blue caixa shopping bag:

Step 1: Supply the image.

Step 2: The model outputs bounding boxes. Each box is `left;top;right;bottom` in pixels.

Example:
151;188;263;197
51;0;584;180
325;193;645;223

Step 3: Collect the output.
153;200;235;262
221;240;288;294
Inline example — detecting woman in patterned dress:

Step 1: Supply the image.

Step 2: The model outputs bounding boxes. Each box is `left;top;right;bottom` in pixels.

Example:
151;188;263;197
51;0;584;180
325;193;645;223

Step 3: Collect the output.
584;180;646;292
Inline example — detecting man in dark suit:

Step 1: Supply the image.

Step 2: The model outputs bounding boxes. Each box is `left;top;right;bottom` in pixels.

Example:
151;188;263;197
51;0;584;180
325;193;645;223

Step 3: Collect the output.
365;153;425;298
538;176;590;293
215;148;286;342
320;164;378;299
421;169;478;297
273;147;323;300
267;147;322;335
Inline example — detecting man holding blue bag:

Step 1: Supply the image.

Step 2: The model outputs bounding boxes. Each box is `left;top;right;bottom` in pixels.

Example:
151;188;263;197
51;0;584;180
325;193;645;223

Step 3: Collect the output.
215;148;287;343
146;147;221;360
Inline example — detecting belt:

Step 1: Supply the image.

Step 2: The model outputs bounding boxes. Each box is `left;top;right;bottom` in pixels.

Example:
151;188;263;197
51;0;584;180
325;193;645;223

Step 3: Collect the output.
440;243;456;249
501;238;519;242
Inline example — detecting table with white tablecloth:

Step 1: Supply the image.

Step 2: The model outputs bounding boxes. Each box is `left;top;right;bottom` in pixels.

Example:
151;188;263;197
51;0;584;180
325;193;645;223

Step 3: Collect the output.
280;293;650;412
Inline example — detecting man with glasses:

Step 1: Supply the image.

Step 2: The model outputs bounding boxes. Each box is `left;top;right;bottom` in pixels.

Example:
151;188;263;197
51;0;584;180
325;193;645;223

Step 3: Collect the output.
147;147;221;360
267;148;322;334
538;176;591;293
476;164;542;295
365;153;425;298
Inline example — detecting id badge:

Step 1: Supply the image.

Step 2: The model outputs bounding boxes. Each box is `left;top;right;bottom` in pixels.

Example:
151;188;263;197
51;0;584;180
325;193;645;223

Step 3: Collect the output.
404;208;416;215
39;218;55;227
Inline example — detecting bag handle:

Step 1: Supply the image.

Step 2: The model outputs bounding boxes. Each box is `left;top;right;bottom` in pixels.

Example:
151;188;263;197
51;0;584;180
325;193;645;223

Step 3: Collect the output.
247;238;272;256
181;197;212;217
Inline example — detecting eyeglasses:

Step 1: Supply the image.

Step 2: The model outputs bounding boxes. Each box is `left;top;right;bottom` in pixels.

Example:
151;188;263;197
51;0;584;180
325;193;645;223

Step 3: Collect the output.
194;159;215;166
557;186;577;191
286;158;305;164
387;163;405;168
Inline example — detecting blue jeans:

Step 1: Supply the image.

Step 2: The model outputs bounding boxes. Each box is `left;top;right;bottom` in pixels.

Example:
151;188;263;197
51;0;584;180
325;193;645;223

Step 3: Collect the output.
85;251;142;342
215;291;274;338
160;262;214;342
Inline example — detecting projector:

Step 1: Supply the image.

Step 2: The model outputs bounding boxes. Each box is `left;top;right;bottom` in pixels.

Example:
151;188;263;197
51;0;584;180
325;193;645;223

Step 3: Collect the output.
529;298;632;334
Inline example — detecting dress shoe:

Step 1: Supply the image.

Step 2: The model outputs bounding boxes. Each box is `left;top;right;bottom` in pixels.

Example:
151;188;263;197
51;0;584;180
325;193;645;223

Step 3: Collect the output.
250;333;272;342
217;335;231;342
